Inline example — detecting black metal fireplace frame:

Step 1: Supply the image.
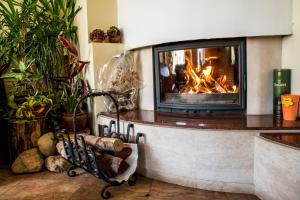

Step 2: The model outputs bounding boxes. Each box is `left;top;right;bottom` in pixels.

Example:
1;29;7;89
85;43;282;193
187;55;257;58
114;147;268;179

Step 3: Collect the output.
153;38;247;114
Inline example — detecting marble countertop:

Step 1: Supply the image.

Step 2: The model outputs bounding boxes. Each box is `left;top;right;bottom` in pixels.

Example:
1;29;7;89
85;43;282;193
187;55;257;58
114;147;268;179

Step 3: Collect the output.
260;132;300;149
99;110;300;130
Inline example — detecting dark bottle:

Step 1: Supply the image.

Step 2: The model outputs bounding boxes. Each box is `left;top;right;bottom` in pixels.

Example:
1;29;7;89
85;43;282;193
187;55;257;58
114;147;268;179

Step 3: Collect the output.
273;69;291;118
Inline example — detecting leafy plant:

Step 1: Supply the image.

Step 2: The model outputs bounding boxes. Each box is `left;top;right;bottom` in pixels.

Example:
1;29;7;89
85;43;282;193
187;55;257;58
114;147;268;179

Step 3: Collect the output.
0;59;43;96
60;79;85;113
0;0;81;87
57;34;89;114
15;94;53;119
0;35;9;74
1;93;52;122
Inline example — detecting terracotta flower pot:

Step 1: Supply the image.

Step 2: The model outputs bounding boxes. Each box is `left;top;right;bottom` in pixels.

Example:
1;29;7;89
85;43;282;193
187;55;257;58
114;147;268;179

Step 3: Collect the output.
281;94;299;121
62;112;88;131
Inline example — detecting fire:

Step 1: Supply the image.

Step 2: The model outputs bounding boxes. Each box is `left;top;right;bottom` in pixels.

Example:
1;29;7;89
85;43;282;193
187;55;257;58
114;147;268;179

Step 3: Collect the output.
202;66;212;77
181;52;238;94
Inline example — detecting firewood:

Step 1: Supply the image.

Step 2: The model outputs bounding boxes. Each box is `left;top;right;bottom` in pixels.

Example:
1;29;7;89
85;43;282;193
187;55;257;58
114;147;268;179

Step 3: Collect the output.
215;81;227;93
105;154;129;176
80;134;124;152
106;147;132;160
56;141;68;160
93;150;129;177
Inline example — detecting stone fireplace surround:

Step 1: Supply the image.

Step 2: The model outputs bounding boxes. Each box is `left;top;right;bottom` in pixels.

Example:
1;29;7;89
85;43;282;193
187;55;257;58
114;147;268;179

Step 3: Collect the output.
96;36;300;200
136;36;282;115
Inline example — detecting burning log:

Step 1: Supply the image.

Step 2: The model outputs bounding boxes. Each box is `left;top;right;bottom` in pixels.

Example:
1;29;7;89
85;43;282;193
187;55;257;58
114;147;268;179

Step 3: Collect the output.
181;52;238;94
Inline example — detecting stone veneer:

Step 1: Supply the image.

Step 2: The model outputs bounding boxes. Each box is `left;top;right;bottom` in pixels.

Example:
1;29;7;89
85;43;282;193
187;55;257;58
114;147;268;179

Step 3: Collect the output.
254;137;300;200
98;115;300;199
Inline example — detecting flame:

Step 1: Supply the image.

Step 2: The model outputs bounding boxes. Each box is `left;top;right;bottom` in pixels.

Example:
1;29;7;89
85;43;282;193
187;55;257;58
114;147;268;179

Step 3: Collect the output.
203;66;212;77
232;85;237;92
181;52;239;94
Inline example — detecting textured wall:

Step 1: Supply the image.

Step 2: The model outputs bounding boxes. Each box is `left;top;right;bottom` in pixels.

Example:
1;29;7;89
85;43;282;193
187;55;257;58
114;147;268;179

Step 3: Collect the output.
98;116;257;193
246;37;282;115
254;137;300;200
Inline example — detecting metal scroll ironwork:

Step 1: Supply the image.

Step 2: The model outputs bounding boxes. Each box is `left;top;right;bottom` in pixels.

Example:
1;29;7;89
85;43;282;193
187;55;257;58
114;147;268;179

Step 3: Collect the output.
61;91;143;199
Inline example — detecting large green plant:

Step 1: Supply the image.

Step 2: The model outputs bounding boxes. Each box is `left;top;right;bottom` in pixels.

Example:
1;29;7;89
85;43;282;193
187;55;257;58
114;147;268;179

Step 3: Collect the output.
0;0;81;87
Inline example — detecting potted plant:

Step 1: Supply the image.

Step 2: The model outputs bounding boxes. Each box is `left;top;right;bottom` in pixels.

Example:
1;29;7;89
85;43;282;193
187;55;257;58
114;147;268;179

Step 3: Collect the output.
89;29;106;42
60;79;88;131
1;58;53;120
0;59;53;158
107;26;121;43
0;0;81;90
58;33;90;131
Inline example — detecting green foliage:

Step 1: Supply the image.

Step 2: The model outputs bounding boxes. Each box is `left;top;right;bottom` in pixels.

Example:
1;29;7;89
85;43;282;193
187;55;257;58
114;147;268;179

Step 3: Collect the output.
15;94;53;119
0;0;83;130
1;93;52;122
0;59;43;96
59;79;83;114
0;0;81;86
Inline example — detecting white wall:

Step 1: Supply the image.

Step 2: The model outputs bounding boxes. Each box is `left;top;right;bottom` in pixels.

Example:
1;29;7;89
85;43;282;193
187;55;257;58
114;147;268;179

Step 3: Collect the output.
282;0;300;96
75;0;89;60
118;0;292;49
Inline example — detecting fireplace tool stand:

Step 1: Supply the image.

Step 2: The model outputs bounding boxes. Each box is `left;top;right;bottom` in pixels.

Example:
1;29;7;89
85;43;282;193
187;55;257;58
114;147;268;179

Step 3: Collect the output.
60;91;143;199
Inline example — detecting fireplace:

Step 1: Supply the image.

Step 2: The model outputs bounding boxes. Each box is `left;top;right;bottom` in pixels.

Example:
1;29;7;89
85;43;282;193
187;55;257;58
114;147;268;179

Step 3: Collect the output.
153;38;247;113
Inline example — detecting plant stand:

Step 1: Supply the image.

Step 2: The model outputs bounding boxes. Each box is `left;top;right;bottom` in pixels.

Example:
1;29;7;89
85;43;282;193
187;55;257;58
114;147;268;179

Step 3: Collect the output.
8;117;45;164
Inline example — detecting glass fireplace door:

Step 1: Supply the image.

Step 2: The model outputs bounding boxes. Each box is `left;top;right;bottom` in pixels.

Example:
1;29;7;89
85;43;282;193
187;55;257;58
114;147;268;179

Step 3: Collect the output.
153;38;246;113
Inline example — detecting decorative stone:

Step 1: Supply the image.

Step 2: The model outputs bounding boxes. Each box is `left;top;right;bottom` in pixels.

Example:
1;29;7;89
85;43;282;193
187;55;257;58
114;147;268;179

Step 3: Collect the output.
38;132;57;156
11;148;44;174
45;155;71;173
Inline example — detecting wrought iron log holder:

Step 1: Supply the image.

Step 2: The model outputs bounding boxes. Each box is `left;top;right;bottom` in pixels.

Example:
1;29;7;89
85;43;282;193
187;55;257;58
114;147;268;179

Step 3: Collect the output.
61;91;143;199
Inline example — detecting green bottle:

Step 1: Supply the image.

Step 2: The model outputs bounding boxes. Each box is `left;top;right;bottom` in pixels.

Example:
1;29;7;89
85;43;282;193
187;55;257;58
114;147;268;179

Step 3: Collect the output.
273;69;291;118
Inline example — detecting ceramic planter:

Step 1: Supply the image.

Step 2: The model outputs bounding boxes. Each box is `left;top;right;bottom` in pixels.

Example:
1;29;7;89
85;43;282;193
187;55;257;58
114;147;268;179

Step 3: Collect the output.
62;112;88;131
281;94;299;121
109;35;121;43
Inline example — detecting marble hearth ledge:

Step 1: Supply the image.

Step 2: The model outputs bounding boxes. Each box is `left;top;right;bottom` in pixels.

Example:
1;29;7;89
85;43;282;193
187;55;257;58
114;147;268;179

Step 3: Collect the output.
99;110;300;130
97;111;300;198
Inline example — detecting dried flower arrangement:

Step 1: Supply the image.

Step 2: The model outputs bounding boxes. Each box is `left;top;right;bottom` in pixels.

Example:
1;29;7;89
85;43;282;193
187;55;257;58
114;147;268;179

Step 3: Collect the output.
89;29;106;42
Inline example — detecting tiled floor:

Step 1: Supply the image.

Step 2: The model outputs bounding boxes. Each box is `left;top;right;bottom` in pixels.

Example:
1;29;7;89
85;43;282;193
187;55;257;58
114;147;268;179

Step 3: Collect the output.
0;169;260;200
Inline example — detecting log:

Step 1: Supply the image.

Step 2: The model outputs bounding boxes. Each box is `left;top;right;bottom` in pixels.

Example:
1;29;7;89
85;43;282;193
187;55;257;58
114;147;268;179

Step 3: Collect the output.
80;134;124;152
56;141;68;160
95;152;129;177
106;147;132;160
